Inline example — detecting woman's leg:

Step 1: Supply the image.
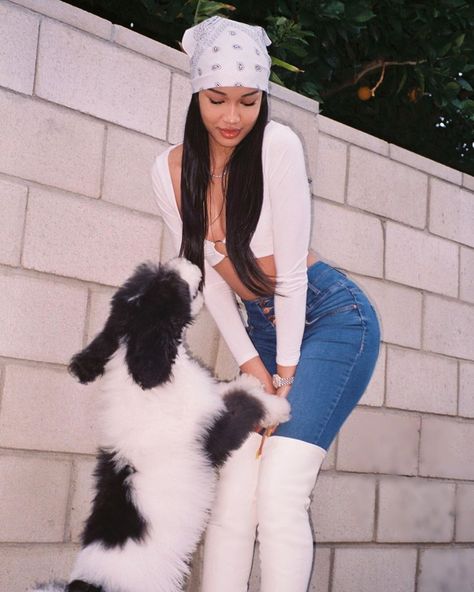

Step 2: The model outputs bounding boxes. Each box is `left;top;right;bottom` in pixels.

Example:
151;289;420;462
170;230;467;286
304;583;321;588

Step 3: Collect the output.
249;262;381;592
201;431;262;592
256;436;327;591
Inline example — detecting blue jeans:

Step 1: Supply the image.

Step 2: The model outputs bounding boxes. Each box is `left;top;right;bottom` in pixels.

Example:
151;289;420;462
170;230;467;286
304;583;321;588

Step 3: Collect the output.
242;260;381;451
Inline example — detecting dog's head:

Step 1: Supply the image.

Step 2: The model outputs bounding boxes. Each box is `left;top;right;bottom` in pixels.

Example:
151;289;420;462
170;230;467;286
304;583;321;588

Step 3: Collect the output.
68;257;203;389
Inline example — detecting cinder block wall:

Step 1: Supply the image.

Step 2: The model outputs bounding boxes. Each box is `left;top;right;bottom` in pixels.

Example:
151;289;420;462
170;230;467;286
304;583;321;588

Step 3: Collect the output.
1;1;473;590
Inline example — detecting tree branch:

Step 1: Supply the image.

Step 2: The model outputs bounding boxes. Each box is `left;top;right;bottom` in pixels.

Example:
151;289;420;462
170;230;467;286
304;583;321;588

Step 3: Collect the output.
320;58;428;98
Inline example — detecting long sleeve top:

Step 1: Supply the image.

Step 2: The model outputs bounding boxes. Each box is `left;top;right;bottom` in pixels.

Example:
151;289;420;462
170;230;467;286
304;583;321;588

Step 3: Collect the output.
150;119;311;367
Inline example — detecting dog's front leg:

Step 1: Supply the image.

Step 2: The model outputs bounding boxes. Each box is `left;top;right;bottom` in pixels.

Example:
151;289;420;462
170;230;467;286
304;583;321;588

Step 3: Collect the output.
204;374;290;468
204;386;265;468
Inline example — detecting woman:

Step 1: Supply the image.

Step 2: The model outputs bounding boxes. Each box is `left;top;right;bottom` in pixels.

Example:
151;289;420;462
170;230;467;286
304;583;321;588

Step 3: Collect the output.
151;15;381;592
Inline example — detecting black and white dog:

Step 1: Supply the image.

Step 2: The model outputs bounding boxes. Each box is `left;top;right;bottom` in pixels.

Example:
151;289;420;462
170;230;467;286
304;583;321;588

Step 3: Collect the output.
32;257;290;592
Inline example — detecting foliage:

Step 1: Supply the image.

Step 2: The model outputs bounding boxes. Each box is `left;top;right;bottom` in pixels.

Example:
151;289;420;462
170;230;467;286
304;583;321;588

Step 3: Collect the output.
64;0;474;175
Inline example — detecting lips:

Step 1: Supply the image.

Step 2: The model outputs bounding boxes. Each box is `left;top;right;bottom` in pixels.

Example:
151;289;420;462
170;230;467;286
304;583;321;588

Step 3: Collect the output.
219;128;241;138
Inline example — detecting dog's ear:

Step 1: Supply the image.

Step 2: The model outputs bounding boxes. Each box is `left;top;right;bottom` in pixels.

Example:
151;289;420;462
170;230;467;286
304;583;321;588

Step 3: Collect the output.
125;324;178;388
68;321;119;384
122;264;194;389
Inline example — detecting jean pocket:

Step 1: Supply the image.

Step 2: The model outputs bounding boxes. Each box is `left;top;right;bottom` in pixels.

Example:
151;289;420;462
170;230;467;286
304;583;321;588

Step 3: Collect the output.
306;279;346;316
305;302;359;326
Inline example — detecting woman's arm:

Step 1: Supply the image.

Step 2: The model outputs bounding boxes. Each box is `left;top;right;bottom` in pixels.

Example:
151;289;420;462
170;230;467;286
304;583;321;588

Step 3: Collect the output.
151;153;269;388
265;124;312;372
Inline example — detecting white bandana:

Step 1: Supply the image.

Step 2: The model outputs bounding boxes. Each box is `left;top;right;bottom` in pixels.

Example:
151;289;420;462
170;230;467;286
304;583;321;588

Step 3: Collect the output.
181;16;272;93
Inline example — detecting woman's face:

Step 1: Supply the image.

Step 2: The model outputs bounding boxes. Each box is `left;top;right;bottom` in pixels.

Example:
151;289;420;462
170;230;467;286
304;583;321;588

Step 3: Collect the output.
198;86;263;153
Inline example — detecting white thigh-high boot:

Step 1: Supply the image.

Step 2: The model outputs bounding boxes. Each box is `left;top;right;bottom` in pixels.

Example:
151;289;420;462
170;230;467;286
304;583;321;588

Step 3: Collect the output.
256;435;327;592
201;431;263;592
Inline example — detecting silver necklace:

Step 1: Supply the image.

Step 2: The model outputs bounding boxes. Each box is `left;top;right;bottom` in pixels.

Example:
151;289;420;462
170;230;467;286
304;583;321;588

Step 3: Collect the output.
211;171;227;178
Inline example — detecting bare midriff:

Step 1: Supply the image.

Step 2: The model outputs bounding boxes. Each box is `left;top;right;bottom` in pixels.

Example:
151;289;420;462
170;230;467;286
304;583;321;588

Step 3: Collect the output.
213;247;320;301
168;144;321;302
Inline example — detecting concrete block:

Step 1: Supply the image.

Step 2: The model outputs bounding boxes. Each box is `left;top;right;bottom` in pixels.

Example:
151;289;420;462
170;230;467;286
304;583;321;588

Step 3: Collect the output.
112;25;190;73
420;415;474;480
312;473;376;542
0;89;104;197
377;476;455;542
386;221;458;297
0;272;87;364
184;544;202;592
348;275;422;349
213;336;240;381
386;347;457;415
310;200;383;278
459;361;474;418
337;408;419;475
168;73;193;145
87;287;115;342
184;305;220;370
69;457;96;543
0;363;99;454
456;483;474;542
0;1;39;94
36;19;170;138
390;143;462;185
0;454;71;542
430;178;474;248
269;100;319;185
463;172;474;191
322;438;336;471
270;82;319;114
160;223;180;263
0;178;27;266
318;115;389;156
248;543;260;591
460;246;474;304
359;342;385;407
423;293;474;360
309;546;331;592
102;126;164;215
348;146;427;227
313;133;347;203
418;548;474;592
8;0;113;38
23;187;163;287
333;547;417;592
0;543;78;592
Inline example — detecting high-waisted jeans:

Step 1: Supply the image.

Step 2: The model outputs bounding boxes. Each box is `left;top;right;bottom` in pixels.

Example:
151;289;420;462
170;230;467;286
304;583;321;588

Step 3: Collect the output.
241;260;382;451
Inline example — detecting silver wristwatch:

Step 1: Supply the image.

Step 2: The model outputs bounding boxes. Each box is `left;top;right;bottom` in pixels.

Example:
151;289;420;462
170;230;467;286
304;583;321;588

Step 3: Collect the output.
272;373;295;389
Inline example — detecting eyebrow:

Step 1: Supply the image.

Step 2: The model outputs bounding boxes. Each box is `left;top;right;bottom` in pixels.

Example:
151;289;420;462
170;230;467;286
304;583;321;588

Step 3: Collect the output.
207;89;260;97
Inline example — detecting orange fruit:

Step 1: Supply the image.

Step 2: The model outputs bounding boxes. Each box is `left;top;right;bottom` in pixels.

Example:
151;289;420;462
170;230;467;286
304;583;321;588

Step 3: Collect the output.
357;86;373;101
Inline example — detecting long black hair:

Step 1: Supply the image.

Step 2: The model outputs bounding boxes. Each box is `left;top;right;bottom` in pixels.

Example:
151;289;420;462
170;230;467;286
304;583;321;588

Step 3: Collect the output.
179;91;276;297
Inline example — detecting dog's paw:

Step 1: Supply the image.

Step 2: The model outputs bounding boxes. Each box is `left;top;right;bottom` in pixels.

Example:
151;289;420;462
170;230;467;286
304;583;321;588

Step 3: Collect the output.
256;391;291;428
230;372;265;394
68;353;104;384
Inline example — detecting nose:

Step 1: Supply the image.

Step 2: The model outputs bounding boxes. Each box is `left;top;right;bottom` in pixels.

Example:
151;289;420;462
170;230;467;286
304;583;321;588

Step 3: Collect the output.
223;102;241;124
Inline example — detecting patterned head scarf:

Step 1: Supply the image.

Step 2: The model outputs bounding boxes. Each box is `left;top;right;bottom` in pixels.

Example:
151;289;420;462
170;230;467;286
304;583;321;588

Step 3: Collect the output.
181;16;272;93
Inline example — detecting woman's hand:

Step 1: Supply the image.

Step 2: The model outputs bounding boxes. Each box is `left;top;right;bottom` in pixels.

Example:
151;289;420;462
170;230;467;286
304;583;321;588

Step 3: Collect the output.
240;355;276;395
276;384;292;399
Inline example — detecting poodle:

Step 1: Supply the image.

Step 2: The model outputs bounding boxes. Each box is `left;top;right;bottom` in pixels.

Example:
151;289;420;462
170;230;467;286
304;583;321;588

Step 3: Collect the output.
31;257;290;592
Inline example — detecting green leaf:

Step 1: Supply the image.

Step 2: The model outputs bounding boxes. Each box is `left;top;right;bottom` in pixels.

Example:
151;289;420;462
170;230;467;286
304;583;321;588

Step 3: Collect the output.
320;1;345;19
458;78;473;91
453;33;465;48
353;10;376;23
445;81;461;95
460;99;474;115
271;56;304;72
270;71;285;85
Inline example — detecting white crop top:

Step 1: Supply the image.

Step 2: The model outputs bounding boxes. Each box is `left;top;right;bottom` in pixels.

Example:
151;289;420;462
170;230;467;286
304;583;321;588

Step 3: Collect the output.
150;119;311;367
